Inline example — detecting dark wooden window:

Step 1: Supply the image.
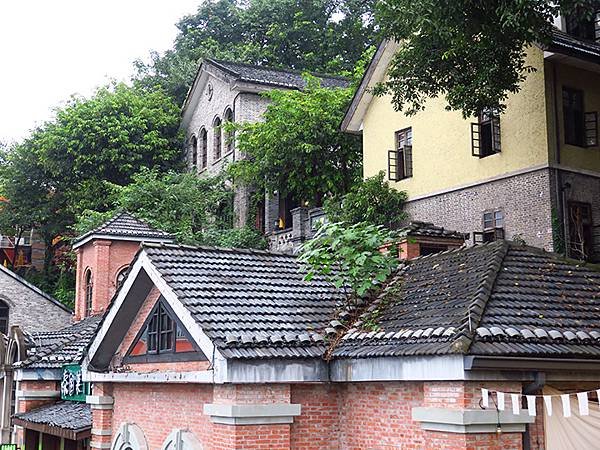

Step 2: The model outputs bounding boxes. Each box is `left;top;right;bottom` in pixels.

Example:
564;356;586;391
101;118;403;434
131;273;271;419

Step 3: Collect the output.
190;136;198;171
0;301;8;335
566;10;600;42
568;202;593;261
585;111;599;147
474;210;505;244
213;117;222;160
471;109;501;157
200;128;208;169
147;303;174;354
116;266;129;290
388;127;413;181
563;88;598;147
85;269;93;316
224;108;234;154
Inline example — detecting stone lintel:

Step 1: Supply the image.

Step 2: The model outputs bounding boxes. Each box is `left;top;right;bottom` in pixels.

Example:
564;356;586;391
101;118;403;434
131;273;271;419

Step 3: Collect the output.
90;442;112;449
91;429;113;436
86;395;114;405
16;390;60;400
412;407;535;434
203;403;301;425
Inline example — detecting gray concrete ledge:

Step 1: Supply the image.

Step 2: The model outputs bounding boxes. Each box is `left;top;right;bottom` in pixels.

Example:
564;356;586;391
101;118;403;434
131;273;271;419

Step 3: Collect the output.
203;403;301;425
86;395;114;405
91;429;113;436
90;443;112;449
412;407;535;434
16;390;60;400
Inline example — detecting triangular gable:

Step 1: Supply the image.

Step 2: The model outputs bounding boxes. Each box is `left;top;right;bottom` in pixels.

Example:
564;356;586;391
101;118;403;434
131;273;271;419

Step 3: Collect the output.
84;248;226;378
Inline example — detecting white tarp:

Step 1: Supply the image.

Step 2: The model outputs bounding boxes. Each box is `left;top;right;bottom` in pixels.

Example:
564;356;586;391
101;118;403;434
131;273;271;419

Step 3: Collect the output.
545;387;600;450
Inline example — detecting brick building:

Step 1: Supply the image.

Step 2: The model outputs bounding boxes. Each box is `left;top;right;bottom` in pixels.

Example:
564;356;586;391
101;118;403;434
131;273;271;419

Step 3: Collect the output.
180;59;348;250
5;214;600;449
342;18;600;262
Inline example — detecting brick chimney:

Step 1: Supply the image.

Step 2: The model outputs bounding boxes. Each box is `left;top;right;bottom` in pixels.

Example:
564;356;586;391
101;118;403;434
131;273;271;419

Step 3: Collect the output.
396;222;467;261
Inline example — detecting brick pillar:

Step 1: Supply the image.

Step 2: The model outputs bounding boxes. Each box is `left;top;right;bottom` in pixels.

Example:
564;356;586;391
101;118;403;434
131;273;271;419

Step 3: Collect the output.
15;380;61;447
92;240;112;315
88;383;114;450
204;384;300;450
398;240;421;260
74;248;83;321
413;381;531;450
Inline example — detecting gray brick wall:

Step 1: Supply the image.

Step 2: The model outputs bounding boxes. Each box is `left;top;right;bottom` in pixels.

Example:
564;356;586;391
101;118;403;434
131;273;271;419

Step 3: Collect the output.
0;266;71;334
403;168;555;251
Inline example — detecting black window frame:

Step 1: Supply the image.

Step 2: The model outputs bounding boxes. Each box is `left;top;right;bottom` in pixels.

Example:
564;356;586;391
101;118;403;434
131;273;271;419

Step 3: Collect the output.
199;128;208;169
224;108;235;154
388;127;413;181
213;117;222;161
563;87;586;147
473;209;505;244
190;135;198;171
0;300;9;335
85;269;93;317
471;109;501;158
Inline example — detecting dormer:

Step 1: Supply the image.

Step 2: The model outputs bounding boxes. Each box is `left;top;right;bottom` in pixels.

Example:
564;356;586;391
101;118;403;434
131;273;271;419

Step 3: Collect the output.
71;212;174;321
396;222;467;260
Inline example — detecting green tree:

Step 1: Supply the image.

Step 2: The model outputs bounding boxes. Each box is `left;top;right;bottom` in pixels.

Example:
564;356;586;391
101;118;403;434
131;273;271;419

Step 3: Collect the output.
374;0;599;118
229;77;362;206
324;171;407;229
299;221;399;298
135;0;377;103
75;169;267;249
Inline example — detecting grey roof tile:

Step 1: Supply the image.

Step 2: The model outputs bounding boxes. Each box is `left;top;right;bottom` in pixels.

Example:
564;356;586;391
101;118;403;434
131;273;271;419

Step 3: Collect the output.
549;29;600;63
14;401;91;431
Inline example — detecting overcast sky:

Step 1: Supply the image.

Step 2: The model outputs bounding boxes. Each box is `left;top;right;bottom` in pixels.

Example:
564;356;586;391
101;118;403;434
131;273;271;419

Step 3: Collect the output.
0;0;201;144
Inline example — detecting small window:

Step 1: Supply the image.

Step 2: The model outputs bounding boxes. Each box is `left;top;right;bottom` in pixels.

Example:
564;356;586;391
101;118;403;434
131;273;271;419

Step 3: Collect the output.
213;117;222;161
563;88;598;147
0;301;9;335
566;9;600;42
190;136;198;171
568;202;593;261
474;210;505;244
116;267;129;290
85;270;93;316
471;109;501;157
199;128;208;169
224;108;234;154
388;127;413;181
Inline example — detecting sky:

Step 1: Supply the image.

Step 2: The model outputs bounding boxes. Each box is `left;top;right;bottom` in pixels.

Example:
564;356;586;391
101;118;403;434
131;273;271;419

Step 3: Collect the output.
0;0;201;144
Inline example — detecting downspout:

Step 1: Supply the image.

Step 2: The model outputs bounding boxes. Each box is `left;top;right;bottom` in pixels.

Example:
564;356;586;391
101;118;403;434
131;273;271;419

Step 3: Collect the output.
552;63;568;254
522;372;546;450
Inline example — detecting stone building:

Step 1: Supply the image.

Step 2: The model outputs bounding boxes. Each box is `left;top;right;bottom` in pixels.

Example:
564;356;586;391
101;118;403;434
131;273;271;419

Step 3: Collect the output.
180;59;348;249
342;17;600;262
4;213;600;449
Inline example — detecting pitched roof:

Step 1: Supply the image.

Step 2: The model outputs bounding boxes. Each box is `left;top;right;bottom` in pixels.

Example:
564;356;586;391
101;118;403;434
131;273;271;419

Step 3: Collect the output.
399;221;467;241
18;315;102;368
548;29;600;64
207;59;350;90
143;243;347;359
72;212;174;249
14;401;91;433
334;241;600;359
0;264;72;313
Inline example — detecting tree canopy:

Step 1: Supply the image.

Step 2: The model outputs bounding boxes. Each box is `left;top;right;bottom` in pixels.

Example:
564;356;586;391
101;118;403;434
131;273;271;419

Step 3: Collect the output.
135;0;378;103
229;76;362;206
375;0;599;118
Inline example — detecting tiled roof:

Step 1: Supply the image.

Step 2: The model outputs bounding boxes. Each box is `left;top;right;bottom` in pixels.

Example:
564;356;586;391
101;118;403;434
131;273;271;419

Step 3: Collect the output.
14;402;91;432
18;315;102;368
398;221;467;240
334;241;600;359
72;212;173;248
208;59;350;90
548;29;600;63
143;243;347;359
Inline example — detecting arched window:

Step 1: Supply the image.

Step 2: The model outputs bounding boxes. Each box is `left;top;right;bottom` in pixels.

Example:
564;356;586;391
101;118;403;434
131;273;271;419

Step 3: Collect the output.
224;108;234;154
116;266;129;290
112;423;149;450
0;301;8;335
190;135;198;172
199;128;208;169
213;117;222;160
85;269;93;317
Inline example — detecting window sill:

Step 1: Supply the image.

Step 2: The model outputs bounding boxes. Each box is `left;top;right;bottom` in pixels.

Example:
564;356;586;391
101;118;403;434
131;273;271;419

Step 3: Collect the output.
211;151;234;166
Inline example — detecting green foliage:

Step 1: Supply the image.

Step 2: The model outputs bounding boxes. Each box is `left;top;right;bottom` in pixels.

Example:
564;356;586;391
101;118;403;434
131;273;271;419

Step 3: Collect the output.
324;171;407;228
299;221;399;298
75;169;267;250
374;0;599;118
229;77;362;206
552;208;566;255
135;0;378;103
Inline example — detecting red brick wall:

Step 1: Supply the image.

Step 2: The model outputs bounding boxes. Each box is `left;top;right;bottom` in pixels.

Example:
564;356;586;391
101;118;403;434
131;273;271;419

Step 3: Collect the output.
291;384;339;450
111;383;213;450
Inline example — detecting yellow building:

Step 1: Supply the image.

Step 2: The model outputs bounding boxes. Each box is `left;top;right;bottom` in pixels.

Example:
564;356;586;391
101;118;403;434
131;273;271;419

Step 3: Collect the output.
342;17;600;262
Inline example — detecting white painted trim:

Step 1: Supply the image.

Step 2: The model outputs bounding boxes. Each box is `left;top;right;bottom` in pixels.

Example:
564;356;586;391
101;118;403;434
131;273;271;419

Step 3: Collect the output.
203;404;301;425
14;369;62;381
83;370;214;384
72;234;172;250
15;390;59;399
91;429;113;436
405;164;550;203
91;404;114;410
111;423;149;450
139;252;228;381
160;429;203;450
86;395;114;405
91;443;112;450
85;256;145;367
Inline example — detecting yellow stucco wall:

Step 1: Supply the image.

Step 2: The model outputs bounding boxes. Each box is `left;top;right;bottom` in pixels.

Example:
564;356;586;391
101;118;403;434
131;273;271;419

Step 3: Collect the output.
362;48;550;198
546;62;600;172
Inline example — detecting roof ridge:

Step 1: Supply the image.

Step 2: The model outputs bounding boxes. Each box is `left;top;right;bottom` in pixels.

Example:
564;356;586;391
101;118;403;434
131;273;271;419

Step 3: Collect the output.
207;58;349;81
454;241;509;353
141;241;296;258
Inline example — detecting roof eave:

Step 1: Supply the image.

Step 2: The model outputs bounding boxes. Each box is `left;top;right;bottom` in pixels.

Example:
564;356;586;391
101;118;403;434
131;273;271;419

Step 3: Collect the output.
72;234;174;250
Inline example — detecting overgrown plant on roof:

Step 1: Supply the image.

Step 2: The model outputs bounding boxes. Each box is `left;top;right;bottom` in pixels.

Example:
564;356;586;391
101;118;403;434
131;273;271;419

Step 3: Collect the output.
324;171;408;228
374;0;599;118
299;221;399;299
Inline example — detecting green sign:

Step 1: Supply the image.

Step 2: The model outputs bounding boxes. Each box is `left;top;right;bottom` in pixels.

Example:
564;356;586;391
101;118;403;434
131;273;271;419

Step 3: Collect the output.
60;365;90;402
0;445;17;450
